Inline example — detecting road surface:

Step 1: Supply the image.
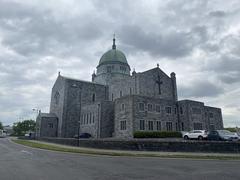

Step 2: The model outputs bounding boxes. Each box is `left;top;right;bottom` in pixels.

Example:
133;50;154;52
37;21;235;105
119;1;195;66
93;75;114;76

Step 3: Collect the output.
0;138;240;180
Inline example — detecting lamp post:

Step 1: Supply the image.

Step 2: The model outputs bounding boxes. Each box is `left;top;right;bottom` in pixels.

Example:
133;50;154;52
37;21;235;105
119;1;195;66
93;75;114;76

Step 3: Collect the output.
78;120;81;146
32;108;40;137
71;83;82;144
32;108;40;116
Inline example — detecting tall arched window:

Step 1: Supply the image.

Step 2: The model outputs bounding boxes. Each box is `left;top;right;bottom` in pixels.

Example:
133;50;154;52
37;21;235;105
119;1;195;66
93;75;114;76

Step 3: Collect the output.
92;94;95;102
54;92;60;105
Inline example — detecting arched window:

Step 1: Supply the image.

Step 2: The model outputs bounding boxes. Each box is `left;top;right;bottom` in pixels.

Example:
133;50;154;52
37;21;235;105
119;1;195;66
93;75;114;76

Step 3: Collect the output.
54;92;60;105
92;94;95;102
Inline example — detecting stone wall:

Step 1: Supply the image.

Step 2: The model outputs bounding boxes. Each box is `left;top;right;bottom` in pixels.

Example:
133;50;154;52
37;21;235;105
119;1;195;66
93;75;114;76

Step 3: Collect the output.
80;101;114;138
80;103;100;138
107;74;135;101
38;137;240;153
114;96;134;138
178;100;206;131
38;116;58;137
49;75;66;137
132;95;178;132
114;95;178;138
136;67;175;101
205;106;223;130
49;75;108;138
100;101;114;138
63;78;108;138
178;100;224;131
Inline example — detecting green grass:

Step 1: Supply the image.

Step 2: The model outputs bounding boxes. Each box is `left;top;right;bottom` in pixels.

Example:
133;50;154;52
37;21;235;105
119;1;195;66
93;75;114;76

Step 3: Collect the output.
12;139;240;160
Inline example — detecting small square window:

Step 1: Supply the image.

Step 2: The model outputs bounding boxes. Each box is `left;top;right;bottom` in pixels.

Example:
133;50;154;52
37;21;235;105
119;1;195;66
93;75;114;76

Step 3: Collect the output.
107;66;112;73
156;121;161;130
139;103;144;111
165;107;172;114
121;104;125;111
148;104;153;111
156;105;161;113
166;122;172;131
120;121;126;130
140;120;145;130
209;113;214;118
48;123;53;128
148;121;153;130
180;107;183;114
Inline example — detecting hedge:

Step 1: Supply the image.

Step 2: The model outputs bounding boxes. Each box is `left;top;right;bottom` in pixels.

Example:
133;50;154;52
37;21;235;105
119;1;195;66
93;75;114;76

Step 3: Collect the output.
134;131;182;138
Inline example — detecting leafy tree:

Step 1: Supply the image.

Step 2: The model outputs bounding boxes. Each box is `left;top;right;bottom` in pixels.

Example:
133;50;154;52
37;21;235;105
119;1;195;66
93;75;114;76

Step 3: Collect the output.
224;127;237;132
13;119;36;136
0;121;3;130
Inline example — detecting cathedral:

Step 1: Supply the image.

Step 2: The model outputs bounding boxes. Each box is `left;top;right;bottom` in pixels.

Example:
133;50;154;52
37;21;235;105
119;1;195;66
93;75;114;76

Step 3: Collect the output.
36;38;223;138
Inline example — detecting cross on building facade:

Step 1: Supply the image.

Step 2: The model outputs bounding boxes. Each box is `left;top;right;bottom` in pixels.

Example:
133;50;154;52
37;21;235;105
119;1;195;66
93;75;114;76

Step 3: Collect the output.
156;74;163;94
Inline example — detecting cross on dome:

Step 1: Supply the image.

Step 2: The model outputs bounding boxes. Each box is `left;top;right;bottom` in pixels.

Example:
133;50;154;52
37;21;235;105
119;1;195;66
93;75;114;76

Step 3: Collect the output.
112;34;116;49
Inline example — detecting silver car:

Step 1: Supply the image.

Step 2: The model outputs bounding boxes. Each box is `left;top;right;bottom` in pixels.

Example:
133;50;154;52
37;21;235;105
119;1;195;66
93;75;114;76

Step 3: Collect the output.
183;130;208;140
207;130;239;141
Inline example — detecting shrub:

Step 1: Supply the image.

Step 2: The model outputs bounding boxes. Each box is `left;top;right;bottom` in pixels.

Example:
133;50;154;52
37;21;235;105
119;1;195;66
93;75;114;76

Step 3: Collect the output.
134;131;182;138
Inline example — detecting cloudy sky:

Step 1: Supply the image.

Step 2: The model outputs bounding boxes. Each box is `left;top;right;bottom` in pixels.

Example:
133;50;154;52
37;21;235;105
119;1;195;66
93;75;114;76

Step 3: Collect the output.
0;0;239;127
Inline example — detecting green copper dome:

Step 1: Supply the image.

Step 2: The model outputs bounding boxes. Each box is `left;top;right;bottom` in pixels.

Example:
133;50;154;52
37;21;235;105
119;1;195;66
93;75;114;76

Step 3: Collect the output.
98;37;128;66
99;49;128;65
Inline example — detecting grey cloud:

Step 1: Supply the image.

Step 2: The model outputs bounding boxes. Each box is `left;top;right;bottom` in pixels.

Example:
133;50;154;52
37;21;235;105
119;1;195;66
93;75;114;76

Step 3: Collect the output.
118;25;195;58
209;10;226;18
0;1;105;57
207;55;240;73
218;72;240;84
0;0;239;127
178;80;224;98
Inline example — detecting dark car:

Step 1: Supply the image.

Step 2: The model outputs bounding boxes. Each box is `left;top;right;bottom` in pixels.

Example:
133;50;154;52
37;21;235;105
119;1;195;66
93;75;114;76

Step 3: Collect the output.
207;130;239;141
74;133;92;139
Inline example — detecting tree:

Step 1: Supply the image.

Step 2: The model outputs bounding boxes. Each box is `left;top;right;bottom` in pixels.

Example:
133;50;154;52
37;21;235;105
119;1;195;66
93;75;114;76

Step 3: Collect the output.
13;119;36;136
0;121;3;130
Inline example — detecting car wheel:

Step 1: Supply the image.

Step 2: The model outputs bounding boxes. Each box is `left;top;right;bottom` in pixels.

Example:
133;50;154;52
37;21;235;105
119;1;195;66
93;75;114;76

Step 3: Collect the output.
198;136;203;140
184;135;189;140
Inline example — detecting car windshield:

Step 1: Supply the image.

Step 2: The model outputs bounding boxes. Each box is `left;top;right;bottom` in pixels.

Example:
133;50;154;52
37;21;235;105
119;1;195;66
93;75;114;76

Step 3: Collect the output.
217;130;235;135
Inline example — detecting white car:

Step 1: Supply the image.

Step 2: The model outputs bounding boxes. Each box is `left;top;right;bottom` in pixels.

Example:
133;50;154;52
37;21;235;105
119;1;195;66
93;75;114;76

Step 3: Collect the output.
0;130;7;138
183;130;208;140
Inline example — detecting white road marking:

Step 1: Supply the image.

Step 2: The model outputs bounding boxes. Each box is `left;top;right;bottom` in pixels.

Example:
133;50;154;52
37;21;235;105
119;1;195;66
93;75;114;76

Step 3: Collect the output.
21;150;33;155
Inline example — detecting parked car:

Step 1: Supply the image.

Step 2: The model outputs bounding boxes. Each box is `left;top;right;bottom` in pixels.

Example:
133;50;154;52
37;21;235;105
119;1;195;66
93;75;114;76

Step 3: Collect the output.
0;130;7;138
183;130;208;140
74;133;92;139
207;130;239;141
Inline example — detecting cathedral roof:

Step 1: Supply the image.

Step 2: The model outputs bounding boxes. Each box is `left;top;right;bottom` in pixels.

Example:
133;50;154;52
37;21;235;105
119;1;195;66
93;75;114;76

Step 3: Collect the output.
98;37;128;66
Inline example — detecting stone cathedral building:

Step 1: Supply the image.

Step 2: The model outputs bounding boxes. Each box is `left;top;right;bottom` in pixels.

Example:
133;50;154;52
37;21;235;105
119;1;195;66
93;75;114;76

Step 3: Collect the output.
36;38;223;138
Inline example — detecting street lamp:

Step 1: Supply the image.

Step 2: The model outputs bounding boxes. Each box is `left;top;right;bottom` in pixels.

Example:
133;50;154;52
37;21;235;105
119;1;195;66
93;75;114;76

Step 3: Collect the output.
71;83;82;144
78;120;81;146
32;108;40;114
32;108;40;138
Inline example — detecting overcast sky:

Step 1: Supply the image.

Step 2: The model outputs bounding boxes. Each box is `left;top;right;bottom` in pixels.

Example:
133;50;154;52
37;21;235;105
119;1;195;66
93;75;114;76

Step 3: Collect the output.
0;0;239;127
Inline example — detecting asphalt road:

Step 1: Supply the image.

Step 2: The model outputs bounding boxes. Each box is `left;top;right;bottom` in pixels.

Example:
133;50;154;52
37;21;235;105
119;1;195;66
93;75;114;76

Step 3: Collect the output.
0;138;240;180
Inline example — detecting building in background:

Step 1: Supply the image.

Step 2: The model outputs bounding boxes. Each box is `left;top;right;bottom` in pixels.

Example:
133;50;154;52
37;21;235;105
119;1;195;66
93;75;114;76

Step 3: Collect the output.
3;125;13;135
36;38;223;138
